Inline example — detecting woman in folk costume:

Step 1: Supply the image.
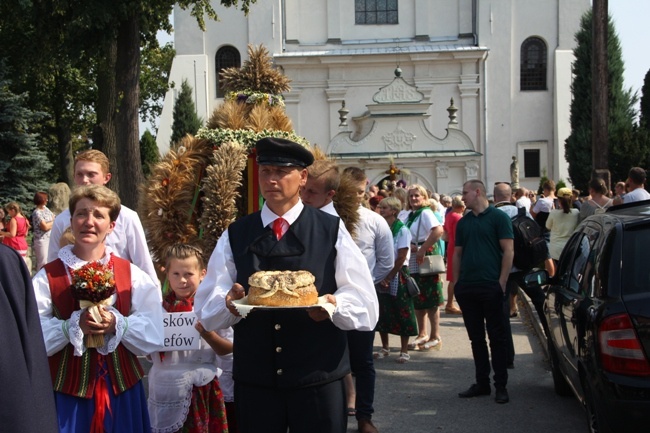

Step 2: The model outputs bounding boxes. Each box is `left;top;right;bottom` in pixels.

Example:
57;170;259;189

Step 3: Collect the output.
405;184;445;351
374;197;417;363
33;184;164;433
148;243;231;433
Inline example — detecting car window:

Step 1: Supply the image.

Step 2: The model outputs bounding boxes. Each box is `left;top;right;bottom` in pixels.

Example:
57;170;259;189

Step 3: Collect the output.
621;226;650;295
579;228;600;297
556;233;582;289
568;235;591;295
595;229;615;297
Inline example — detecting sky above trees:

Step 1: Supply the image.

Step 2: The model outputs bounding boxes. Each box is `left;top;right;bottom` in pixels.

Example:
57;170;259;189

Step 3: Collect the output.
610;2;650;112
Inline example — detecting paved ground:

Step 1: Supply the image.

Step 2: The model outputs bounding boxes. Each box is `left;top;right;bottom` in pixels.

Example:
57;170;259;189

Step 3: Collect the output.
352;292;585;433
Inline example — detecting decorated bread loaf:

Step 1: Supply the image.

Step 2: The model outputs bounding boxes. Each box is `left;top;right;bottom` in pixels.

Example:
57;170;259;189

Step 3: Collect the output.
248;270;318;307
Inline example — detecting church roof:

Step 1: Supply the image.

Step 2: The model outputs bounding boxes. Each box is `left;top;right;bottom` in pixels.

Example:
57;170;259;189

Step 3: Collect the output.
274;43;488;58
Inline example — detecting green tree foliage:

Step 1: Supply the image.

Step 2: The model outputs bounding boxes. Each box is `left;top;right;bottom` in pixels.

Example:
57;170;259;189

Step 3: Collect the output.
170;80;203;145
641;69;650;131
565;9;639;190
0;63;52;209
0;0;255;209
140;129;160;178
140;40;176;133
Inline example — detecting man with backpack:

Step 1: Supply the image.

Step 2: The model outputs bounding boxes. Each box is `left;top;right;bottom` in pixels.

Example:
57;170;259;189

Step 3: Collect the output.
493;183;550;366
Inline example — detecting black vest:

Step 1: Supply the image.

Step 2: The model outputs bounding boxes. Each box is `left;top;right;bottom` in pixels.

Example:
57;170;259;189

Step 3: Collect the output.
228;205;349;388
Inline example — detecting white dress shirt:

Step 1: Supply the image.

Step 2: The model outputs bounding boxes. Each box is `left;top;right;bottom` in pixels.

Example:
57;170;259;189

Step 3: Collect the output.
33;245;164;357
48;206;159;287
195;200;379;333
355;206;395;284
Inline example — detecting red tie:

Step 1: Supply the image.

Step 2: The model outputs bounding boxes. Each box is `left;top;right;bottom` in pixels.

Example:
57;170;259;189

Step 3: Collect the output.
273;218;286;240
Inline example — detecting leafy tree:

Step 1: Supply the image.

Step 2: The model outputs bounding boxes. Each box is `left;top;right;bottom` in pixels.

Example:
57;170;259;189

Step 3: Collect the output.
641;69;650;131
0;0;96;186
1;0;256;209
140;40;176;134
140;129;160;178
564;9;638;191
170;80;203;145
0;62;52;209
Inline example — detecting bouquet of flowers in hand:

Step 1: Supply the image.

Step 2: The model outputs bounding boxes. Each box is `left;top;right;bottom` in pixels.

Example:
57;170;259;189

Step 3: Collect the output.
70;261;116;348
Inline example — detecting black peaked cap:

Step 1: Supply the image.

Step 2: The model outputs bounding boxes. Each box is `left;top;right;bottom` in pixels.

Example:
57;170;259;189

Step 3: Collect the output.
255;137;314;168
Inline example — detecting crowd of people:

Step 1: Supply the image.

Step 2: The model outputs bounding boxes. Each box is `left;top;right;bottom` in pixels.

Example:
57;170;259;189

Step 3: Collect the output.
2;138;650;433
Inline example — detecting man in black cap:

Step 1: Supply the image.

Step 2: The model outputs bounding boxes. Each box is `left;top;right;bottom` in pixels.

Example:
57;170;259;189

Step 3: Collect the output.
195;137;379;433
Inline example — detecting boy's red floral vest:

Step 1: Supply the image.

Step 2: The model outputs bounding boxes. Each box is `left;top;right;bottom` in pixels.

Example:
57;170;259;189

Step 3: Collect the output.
44;256;144;398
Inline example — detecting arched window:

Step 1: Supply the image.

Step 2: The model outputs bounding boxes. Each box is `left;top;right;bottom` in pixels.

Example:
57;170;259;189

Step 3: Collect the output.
215;46;241;98
520;37;547;91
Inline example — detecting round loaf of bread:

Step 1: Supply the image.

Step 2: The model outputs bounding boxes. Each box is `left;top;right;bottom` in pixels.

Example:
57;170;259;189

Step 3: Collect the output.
247;270;318;307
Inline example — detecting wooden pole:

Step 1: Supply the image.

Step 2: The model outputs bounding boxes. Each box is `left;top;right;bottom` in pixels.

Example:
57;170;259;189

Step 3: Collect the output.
592;0;610;189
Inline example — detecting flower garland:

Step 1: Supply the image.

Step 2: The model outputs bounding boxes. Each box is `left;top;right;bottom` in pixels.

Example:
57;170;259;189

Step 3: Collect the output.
225;89;285;107
196;127;310;151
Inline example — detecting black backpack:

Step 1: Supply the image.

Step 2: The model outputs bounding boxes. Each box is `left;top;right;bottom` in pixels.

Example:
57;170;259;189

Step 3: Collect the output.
511;207;548;271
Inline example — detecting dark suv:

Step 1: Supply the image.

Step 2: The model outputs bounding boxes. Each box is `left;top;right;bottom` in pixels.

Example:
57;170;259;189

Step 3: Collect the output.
527;200;650;432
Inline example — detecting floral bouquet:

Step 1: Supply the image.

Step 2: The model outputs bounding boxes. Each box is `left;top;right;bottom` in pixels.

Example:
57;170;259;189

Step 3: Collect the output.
70;261;116;348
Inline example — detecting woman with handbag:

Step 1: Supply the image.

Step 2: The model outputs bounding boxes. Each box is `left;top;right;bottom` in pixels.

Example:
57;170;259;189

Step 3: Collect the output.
374;197;418;363
405;185;445;351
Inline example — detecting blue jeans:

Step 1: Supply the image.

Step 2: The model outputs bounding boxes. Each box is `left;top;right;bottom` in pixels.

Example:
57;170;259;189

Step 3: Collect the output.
347;330;376;420
455;281;509;389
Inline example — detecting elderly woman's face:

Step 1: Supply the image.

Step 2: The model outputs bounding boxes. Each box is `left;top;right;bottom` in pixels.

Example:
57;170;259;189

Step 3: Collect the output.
408;190;426;208
378;203;396;220
70;198;115;246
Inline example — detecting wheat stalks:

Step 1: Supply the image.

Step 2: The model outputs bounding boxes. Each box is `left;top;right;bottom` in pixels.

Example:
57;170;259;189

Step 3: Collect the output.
139;135;214;271
200;141;249;256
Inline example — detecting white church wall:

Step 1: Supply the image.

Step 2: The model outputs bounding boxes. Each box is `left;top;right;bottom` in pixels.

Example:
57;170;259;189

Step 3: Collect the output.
158;0;590;193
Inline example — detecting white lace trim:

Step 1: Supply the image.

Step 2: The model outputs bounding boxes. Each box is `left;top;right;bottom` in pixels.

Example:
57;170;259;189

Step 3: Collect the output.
57;245;115;270
68;310;86;356
101;308;126;355
148;368;201;433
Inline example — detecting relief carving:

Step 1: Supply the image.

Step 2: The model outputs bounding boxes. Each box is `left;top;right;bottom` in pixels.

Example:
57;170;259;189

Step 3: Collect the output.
383;127;416;151
464;161;479;178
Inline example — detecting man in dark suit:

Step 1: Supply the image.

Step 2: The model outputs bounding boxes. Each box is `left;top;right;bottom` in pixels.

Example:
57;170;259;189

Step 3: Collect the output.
196;137;378;433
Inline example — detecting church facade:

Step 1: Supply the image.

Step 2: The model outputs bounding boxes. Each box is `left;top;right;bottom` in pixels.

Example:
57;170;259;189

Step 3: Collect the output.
158;0;590;195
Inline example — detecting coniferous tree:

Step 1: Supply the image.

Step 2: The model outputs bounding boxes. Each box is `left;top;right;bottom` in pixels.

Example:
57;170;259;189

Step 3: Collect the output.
170;80;203;146
140;129;160;178
0;61;52;209
565;10;638;190
640;69;650;131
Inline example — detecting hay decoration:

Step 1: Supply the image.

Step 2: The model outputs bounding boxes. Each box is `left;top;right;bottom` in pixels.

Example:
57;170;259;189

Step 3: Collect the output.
199;141;249;255
144;43;310;271
311;146;360;239
139;135;214;272
268;105;294;132
245;104;272;132
206;99;251;130
220;44;291;95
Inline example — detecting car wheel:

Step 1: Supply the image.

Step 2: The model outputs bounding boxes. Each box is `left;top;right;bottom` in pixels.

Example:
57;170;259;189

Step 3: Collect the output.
548;339;572;396
583;379;610;433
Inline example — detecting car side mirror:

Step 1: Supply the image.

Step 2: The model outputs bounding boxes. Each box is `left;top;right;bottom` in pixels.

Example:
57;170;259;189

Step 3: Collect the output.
522;269;548;288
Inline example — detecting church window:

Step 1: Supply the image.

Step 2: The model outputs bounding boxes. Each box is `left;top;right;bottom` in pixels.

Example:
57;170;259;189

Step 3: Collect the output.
355;0;398;25
520;37;547;91
216;46;241;98
524;149;541;178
